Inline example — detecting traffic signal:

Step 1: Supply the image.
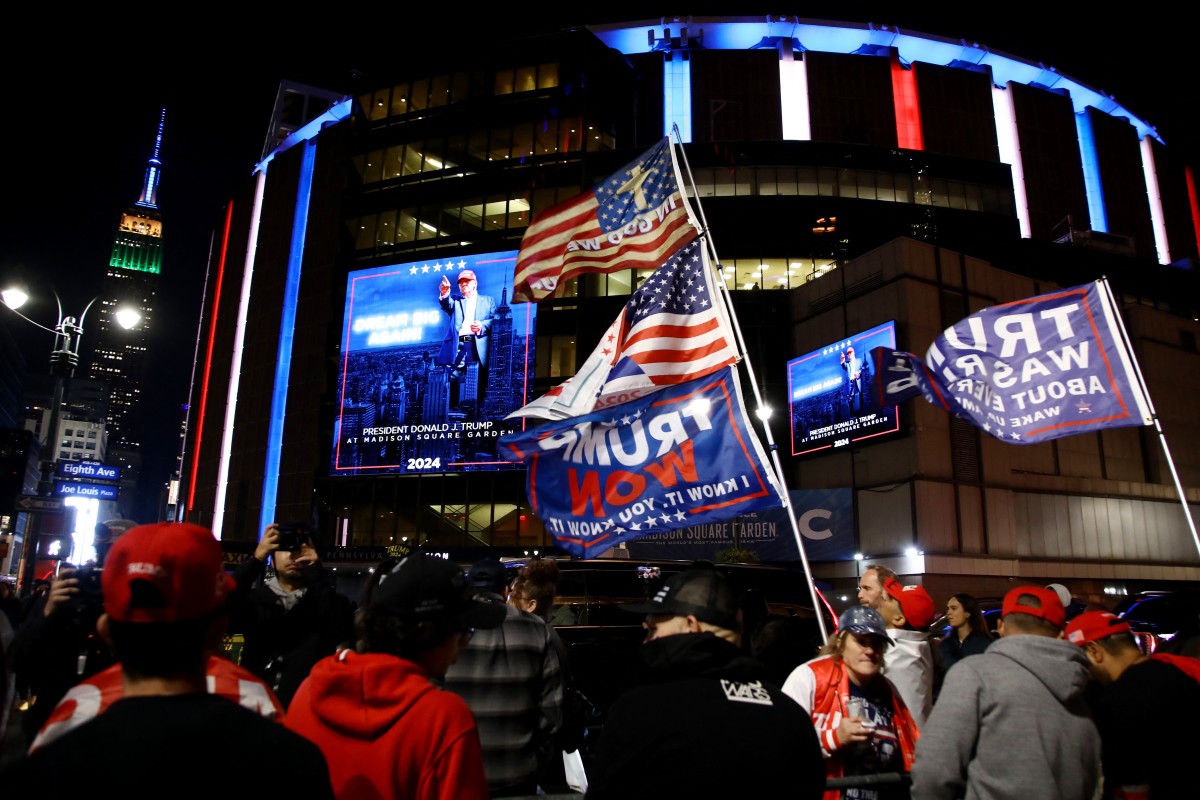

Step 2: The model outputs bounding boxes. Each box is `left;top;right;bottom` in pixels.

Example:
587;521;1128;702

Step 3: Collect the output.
38;533;74;561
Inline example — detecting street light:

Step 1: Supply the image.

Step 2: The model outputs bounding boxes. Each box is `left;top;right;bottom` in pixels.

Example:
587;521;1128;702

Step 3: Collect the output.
2;284;141;596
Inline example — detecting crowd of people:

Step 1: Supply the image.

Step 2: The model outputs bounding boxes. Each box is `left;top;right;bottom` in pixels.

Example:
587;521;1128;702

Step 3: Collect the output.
1;526;1198;800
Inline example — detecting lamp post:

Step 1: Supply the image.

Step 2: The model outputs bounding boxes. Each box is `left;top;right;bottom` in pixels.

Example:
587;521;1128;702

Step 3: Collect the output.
2;285;140;596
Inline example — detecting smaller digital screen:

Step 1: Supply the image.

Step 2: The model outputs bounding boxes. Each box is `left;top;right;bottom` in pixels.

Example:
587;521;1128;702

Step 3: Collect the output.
787;321;902;456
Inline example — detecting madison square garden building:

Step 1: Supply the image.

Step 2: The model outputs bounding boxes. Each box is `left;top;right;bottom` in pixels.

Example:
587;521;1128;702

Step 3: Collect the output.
179;16;1200;602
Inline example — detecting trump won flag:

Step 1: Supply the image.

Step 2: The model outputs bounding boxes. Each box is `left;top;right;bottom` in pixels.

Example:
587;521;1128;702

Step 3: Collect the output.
511;137;700;303
868;280;1153;444
500;367;785;558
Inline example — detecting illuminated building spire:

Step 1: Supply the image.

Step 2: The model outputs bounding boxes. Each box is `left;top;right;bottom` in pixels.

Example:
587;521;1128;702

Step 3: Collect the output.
135;108;165;210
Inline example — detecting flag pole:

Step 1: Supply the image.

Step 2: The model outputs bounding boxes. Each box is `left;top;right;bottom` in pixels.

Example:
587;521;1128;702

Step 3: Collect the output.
669;127;831;641
1099;277;1200;560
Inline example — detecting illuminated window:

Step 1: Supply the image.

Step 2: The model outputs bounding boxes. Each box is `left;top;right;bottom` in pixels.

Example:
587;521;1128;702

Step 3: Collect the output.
535;335;578;379
494;69;515;95
389;82;409;117
515;66;537;93
538;63;559;89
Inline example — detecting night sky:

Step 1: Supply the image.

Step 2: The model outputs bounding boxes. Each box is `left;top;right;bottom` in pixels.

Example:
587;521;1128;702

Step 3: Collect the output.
1;10;1194;521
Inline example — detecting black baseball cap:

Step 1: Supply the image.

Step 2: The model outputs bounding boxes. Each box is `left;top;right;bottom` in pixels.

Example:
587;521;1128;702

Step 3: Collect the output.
374;554;506;630
620;567;741;631
466;557;508;593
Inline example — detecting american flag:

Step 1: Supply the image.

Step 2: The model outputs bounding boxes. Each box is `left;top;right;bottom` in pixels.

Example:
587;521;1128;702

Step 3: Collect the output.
507;238;740;421
511;137;700;303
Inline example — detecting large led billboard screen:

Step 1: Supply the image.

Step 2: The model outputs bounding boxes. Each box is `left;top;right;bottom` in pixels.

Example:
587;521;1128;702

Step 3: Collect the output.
788;321;902;456
331;251;536;475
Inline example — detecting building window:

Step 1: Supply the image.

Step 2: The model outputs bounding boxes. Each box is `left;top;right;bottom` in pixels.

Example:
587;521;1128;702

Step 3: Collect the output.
535;335;578;379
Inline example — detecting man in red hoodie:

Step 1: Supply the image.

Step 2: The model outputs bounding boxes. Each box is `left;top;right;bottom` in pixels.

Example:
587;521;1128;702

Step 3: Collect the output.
285;554;506;800
1066;610;1200;800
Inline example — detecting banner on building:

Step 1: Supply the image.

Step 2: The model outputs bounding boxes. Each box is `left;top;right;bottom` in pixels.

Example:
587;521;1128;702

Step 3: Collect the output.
499;366;785;558
868;280;1153;444
625;488;855;562
331;250;537;475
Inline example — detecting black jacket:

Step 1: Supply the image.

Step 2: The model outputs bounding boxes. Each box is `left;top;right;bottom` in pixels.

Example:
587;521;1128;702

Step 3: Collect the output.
586;632;825;800
9;589;116;744
226;558;356;708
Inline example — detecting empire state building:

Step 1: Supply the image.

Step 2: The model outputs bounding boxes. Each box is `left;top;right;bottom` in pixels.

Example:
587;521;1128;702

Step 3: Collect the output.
87;108;164;514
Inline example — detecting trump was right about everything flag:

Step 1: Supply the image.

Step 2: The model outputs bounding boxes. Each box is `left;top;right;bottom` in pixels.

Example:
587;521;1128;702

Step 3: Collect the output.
506;238;739;421
867;279;1153;444
511;136;700;303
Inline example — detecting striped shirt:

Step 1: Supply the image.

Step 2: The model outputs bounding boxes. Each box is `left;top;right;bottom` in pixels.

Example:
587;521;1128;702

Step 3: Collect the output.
443;600;564;792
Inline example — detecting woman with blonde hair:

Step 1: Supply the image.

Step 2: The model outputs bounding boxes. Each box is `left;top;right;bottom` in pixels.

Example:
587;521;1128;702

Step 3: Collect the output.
782;606;920;800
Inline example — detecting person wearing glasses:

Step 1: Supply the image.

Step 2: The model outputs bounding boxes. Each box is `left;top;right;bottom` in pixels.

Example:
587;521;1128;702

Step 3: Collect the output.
285;554;507;800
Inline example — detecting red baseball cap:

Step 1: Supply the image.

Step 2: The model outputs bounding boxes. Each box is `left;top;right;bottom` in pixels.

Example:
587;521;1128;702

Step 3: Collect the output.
1065;610;1131;646
457;269;477;283
882;577;936;628
1001;585;1066;629
102;522;236;623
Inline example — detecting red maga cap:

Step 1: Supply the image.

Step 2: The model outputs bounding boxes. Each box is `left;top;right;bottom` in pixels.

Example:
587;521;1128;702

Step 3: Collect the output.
883;577;936;628
1001;585;1066;629
1065;610;1131;646
102;522;235;623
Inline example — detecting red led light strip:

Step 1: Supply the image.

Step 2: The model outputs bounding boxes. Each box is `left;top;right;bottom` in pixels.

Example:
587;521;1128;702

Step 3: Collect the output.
186;201;234;511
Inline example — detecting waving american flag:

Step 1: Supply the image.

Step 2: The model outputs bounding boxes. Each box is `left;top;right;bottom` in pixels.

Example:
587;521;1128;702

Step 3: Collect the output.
507;238;740;421
511;137;700;303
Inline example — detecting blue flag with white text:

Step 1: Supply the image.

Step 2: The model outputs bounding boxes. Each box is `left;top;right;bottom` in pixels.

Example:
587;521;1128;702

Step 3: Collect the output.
868;280;1153;444
499;366;784;558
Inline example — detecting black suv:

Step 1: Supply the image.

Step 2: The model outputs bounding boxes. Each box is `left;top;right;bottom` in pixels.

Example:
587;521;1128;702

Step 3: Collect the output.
1113;589;1200;656
502;556;834;765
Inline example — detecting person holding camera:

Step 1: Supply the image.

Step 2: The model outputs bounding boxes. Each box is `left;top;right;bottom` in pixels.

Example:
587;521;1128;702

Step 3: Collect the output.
0;522;335;797
8;562;117;747
225;522;356;708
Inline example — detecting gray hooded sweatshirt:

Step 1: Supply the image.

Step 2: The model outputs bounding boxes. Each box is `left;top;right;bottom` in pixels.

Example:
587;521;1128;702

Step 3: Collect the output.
910;633;1101;800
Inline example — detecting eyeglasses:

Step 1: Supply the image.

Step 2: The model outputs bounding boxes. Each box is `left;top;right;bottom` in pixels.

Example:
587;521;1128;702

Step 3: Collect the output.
459;627;476;644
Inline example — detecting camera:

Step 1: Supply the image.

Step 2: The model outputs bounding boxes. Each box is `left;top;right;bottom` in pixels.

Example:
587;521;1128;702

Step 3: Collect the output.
275;523;310;552
70;565;106;616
